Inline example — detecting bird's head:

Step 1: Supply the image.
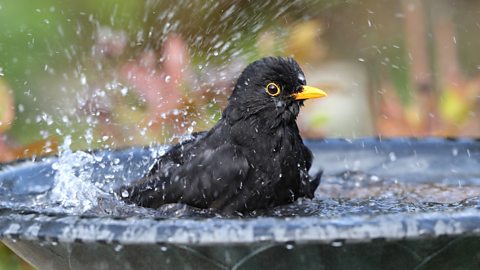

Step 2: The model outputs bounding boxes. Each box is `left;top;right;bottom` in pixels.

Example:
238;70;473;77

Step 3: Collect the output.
226;57;327;126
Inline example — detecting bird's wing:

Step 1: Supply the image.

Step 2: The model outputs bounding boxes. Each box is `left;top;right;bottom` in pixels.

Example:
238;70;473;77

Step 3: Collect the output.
121;142;251;211
298;144;320;198
172;143;250;209
146;131;208;177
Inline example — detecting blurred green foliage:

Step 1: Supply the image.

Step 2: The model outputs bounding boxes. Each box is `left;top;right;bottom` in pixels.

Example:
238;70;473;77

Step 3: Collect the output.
0;242;31;270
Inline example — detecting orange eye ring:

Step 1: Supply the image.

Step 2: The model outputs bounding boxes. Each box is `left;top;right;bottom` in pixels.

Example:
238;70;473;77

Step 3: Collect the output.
265;82;281;96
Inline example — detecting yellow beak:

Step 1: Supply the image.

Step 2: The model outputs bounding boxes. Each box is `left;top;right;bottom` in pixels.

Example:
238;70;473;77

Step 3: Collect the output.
293;85;327;100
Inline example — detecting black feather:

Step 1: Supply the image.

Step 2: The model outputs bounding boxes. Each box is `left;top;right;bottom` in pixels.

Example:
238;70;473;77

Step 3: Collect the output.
119;57;321;214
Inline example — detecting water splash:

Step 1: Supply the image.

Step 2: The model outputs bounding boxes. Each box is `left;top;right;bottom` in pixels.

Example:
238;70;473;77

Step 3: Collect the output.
50;136;107;213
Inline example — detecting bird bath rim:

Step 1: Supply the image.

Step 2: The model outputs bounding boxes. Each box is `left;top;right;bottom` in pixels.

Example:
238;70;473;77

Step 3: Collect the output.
1;137;480;246
2;208;480;246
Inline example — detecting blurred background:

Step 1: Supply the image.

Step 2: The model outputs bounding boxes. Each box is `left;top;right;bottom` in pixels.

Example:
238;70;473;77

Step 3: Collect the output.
1;0;480;268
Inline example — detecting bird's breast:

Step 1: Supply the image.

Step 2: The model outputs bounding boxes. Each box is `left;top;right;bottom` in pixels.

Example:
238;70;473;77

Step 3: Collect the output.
239;126;305;172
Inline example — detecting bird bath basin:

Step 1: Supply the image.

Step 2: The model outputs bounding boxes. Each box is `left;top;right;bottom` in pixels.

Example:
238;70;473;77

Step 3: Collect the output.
1;138;480;269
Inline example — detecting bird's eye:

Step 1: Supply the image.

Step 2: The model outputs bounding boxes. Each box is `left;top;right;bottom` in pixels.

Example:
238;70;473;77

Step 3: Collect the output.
265;82;281;96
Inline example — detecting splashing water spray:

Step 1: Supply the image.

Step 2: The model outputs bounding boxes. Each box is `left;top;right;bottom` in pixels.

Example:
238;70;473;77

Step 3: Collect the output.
50;136;106;212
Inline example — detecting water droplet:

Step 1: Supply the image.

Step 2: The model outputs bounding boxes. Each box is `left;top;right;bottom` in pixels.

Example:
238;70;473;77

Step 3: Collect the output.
41;113;53;125
165;75;171;83
285;241;295;250
120;87;128;96
114;245;123;252
80;74;87;85
85;129;93;145
331;240;344;247
51;162;60;170
121;190;129;198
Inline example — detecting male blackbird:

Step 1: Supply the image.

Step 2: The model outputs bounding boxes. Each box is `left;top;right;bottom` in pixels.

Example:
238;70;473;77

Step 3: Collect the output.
119;57;327;214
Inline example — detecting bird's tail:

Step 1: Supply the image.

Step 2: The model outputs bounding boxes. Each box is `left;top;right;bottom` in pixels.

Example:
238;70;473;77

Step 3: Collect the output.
300;170;322;199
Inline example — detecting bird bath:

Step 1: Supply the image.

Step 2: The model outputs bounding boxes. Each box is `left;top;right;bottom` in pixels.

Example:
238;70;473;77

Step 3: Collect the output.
1;138;480;269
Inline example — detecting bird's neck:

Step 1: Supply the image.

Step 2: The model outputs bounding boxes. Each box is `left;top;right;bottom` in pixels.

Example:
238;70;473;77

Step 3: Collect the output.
223;100;300;130
220;102;302;150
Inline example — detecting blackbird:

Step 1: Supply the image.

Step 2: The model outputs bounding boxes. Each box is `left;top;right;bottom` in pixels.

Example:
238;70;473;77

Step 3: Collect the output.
119;57;327;214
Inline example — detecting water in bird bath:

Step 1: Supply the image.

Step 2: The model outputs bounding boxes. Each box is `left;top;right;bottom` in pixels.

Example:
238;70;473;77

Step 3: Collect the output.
2;10;480;224
1;138;479;220
1;1;478;219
